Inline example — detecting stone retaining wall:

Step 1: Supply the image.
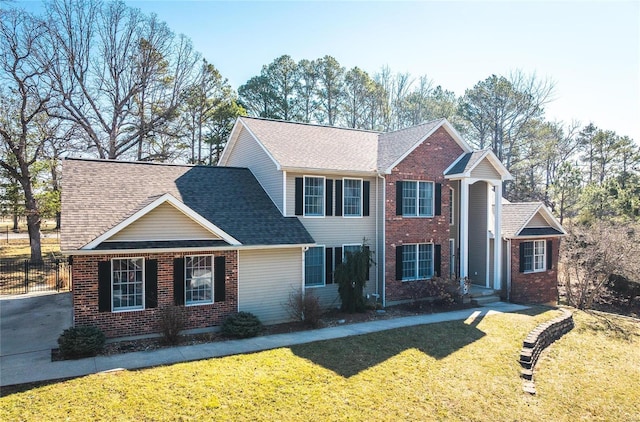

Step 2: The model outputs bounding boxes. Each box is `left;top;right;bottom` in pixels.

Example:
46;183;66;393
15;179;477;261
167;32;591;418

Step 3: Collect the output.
519;308;574;393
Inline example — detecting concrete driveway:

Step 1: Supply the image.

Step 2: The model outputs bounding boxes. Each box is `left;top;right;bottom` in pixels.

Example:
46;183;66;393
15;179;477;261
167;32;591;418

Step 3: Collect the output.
0;292;72;356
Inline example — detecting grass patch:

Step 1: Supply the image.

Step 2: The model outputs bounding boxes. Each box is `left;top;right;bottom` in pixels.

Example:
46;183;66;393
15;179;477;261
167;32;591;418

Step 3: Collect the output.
0;238;61;260
1;309;638;420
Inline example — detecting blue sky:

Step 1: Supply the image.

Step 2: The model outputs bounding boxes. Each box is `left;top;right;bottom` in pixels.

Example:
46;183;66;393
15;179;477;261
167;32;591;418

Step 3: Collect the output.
17;1;640;142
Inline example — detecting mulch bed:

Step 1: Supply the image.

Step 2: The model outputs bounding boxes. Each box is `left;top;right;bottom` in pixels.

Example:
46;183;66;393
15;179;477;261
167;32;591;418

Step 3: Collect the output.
51;301;473;362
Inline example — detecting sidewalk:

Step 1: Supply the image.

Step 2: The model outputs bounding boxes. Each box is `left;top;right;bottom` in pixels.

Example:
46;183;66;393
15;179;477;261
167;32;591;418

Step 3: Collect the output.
0;302;529;387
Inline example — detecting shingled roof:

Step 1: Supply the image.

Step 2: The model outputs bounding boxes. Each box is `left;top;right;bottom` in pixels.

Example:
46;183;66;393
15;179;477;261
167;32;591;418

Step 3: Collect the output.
501;202;565;238
61;159;314;251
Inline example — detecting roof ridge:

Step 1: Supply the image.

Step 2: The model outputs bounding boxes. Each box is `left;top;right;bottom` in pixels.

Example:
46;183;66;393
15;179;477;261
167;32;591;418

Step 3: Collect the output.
64;157;252;171
240;116;381;134
382;118;445;136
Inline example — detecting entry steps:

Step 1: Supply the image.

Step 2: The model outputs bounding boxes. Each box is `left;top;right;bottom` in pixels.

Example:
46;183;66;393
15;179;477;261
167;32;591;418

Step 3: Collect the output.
468;286;502;306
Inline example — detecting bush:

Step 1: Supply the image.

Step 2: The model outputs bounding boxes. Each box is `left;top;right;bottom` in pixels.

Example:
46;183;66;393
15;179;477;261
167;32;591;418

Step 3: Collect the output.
335;242;374;313
57;326;106;359
404;277;459;310
221;312;263;338
285;289;323;328
158;305;185;345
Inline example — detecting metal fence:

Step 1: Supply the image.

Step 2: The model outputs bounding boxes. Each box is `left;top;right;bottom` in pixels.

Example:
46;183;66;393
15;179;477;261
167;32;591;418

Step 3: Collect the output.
0;259;72;295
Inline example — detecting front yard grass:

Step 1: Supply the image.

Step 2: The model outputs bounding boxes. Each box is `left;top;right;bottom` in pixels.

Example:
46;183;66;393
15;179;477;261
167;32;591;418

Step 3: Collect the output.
0;238;61;261
1;309;638;421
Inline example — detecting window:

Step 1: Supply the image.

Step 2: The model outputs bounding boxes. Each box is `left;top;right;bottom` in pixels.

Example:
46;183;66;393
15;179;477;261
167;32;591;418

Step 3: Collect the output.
112;258;144;311
304;176;324;216
523;240;546;272
343;244;361;261
449;187;454;225
305;246;325;287
402;181;434;217
401;244;433;281
185;255;213;305
343;178;362;217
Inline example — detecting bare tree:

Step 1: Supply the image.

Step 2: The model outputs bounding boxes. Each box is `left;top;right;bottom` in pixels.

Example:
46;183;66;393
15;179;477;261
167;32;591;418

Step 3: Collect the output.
0;8;52;261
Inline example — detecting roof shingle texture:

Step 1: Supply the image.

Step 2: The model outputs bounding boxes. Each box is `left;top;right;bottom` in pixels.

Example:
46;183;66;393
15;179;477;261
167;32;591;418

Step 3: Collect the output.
445;150;488;176
501;202;543;238
377;119;445;171
61;159;314;250
240;117;379;172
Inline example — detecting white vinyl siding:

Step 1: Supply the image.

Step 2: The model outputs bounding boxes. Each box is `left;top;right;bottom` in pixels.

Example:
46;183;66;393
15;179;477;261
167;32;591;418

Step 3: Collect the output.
470;158;502;180
222;127;284;212
526;213;548;228
108;202;220;242
238;248;303;324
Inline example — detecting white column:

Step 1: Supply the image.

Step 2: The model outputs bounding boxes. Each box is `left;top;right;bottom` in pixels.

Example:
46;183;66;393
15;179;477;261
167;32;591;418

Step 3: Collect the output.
459;179;469;293
493;181;502;290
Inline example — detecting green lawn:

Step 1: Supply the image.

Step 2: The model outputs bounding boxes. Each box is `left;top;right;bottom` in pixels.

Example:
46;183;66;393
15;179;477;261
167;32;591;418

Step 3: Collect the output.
1;309;638;421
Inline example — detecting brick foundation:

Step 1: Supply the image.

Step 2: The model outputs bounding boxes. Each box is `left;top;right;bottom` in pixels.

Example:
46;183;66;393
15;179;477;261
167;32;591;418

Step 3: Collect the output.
72;250;238;338
510;238;561;304
385;127;463;302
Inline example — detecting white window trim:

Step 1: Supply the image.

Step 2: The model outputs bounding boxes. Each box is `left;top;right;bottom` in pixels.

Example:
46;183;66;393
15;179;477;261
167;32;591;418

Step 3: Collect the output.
401;242;435;282
449;187;454;226
524;240;546;273
342;177;363;218
342;243;363;261
303;175;326;218
111;257;145;312
305;245;326;288
184;254;214;306
402;180;435;218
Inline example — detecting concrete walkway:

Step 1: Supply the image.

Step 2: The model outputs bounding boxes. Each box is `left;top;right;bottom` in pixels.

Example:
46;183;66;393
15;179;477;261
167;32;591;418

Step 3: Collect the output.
0;302;529;387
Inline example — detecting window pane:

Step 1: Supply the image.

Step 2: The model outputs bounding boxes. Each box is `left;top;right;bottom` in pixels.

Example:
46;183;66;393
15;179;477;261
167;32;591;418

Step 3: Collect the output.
418;244;433;279
343;245;361;262
305;247;324;287
403;182;417;216
418;182;433;216
533;240;546;271
185;255;213;305
304;177;324;216
343;179;361;216
112;258;144;311
402;244;417;280
523;242;533;272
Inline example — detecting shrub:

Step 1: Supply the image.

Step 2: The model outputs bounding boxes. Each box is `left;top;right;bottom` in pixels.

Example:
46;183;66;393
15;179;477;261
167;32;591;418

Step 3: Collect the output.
404;277;458;311
335;241;375;313
285;289;323;328
158;305;185;345
57;326;106;359
221;312;263;338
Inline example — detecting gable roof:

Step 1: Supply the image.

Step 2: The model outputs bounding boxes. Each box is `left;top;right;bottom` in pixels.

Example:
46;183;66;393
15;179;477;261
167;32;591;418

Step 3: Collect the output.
221;117;473;175
445;149;513;181
224;117;380;174
501;202;565;239
61;159;314;251
378;119;473;173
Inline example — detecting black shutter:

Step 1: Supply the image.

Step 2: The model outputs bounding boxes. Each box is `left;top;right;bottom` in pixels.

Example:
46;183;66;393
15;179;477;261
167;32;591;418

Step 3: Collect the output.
214;256;226;302
325;247;333;284
434;244;441;277
546;240;553;270
173;258;185;306
396;181;404;215
519;243;526;273
364;245;371;280
98;261;111;312
395;245;404;281
335;247;343;268
434;183;442;216
335;180;342;216
325;179;333;216
295;177;303;216
363;181;370;216
145;259;158;309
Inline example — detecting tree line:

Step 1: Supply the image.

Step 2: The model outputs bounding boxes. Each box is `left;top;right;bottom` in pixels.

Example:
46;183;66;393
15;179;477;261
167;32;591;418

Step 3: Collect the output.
1;0;639;262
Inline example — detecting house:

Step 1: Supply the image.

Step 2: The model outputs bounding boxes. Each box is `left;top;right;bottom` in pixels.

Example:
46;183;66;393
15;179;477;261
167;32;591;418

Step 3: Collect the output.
61;117;565;338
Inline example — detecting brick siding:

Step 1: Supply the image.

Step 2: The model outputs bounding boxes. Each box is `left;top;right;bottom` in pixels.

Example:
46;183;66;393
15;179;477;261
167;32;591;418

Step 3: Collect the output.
72;250;238;338
385;127;464;302
510;238;561;304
